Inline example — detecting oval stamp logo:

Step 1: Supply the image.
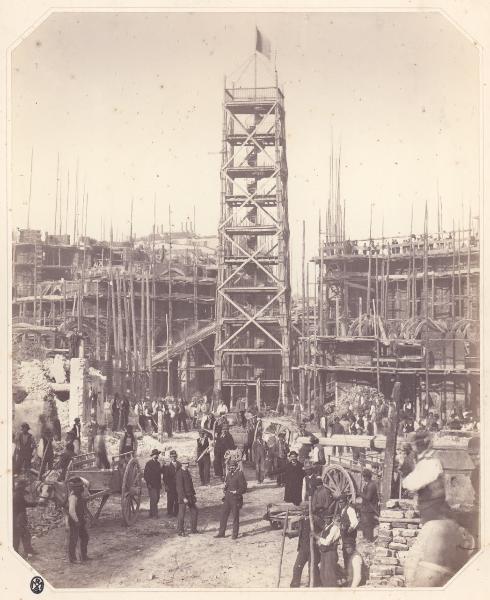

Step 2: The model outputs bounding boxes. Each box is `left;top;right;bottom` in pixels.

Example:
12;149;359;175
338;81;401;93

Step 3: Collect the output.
30;576;44;594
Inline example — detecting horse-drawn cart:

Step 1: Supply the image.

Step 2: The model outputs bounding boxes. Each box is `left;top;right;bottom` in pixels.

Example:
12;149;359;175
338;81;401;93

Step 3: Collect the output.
39;451;142;526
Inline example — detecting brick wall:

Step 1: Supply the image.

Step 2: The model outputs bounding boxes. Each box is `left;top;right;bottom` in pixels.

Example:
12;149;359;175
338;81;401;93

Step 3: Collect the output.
366;499;421;587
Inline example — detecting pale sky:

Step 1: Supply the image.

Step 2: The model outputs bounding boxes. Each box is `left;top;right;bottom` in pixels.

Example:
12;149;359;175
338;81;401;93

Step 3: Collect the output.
11;11;480;290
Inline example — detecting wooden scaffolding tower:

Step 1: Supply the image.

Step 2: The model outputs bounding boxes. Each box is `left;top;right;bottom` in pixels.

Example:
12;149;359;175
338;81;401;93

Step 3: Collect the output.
213;59;291;409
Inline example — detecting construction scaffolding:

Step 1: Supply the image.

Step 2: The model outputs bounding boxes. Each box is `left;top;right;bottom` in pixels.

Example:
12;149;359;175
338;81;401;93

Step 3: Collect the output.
213;58;292;411
296;197;480;421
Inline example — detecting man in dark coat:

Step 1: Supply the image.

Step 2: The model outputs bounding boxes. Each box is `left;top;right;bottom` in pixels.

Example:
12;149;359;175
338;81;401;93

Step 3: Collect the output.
119;424;138;456
331;416;345;456
56;442;75;481
215;459;247;539
213;424;236;479
196;430;211;485
70;418;82;454
177;400;188;433
176;459;199;535
163;406;173;438
13;479;37;557
163;450;181;516
281;451;306;506
144;449;162;518
275;431;289;486
119;396;130;430
15;423;36;473
290;506;322;587
360;469;379;541
112;395;120;431
252;431;267;483
39;427;54;477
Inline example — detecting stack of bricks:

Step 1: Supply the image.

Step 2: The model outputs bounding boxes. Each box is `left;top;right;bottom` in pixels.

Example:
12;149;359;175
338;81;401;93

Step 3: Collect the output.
366;499;421;587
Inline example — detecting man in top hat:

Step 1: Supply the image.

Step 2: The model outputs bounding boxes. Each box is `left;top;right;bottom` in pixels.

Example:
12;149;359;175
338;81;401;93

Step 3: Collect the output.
15;423;36;474
144;449;162;518
215;459;247;539
402;429;449;524
13;478;38;558
176;459;199;536
359;468;379;542
163;450;181;517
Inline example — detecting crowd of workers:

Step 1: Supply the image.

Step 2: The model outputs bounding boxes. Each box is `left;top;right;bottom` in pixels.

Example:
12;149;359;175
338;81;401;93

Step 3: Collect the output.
323;230;479;258
12;389;479;587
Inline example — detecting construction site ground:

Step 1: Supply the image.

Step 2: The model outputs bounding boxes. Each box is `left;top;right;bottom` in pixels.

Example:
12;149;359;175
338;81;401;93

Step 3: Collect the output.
27;429;375;589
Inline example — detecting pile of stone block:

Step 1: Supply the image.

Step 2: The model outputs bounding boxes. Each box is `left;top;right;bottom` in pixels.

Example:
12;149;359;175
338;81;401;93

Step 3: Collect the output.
366;499;421;587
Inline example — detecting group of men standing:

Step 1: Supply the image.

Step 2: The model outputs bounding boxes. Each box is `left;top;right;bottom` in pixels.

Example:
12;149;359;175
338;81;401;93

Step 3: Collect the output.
143;443;248;540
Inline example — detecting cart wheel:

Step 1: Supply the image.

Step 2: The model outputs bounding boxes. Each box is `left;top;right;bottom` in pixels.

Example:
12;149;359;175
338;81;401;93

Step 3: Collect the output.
322;464;357;513
121;457;142;526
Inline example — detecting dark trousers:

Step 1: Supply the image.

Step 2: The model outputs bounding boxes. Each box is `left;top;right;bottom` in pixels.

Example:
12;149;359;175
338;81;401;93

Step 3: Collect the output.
276;457;287;486
148;486;161;517
360;512;376;541
13;516;34;555
177;414;188;432
218;493;241;538
68;520;89;561
342;530;358;567
167;488;178;516
290;546;321;587
177;502;198;533
39;454;54;477
255;455;265;483
214;454;224;478
18;453;32;473
198;455;211;485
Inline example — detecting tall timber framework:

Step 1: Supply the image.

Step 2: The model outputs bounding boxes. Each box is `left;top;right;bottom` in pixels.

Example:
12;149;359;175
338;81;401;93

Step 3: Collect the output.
213;66;292;410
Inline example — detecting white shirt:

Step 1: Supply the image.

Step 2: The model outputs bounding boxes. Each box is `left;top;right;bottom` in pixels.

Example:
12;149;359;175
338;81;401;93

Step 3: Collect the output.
318;522;341;546
343;505;359;530
217;403;228;415
402;449;443;492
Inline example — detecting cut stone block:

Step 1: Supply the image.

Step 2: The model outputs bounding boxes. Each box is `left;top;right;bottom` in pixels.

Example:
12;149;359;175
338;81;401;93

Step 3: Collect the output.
389;542;409;551
401;529;418;537
380;510;405;519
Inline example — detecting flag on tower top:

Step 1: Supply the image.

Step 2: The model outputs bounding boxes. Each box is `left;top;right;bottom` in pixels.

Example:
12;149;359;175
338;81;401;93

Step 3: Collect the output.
256;27;271;60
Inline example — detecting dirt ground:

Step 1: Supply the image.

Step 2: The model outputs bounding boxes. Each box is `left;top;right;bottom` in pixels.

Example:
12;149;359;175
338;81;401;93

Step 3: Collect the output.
26;430;375;589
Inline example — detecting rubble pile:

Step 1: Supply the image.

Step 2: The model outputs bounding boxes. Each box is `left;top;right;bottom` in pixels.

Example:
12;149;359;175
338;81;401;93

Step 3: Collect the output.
14;360;57;433
334;384;385;418
366;499;420;587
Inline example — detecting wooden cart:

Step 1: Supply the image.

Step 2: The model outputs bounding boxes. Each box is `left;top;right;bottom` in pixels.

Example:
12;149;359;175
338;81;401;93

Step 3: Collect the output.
264;504;304;537
65;451;142;526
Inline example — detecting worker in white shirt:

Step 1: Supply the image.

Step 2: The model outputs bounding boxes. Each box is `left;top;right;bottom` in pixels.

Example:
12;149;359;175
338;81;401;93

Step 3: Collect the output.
402;430;450;524
343;539;367;587
338;492;359;568
314;514;341;587
217;401;228;416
